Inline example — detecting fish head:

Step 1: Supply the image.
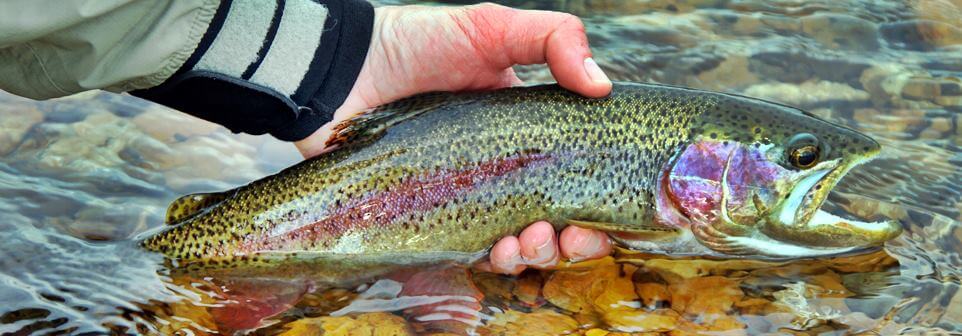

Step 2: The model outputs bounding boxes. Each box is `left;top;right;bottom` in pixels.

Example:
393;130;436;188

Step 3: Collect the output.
655;95;902;259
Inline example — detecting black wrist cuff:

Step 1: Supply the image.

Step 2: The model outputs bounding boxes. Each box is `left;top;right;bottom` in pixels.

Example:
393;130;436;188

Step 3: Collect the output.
132;0;374;142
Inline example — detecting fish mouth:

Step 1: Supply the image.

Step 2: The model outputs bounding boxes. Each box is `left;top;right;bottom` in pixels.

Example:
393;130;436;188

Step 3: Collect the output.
762;157;903;250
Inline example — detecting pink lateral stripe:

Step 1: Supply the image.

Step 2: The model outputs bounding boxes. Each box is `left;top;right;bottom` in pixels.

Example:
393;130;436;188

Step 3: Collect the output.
240;153;554;253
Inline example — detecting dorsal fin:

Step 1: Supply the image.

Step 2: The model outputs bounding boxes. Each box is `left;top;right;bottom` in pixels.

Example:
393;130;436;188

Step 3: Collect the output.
165;191;233;225
325;91;457;148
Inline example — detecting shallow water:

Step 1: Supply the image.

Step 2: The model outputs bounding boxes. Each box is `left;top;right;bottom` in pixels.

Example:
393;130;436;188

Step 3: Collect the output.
1;0;960;334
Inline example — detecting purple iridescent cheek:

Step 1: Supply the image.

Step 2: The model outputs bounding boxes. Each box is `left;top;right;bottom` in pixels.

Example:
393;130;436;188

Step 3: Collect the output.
665;141;788;225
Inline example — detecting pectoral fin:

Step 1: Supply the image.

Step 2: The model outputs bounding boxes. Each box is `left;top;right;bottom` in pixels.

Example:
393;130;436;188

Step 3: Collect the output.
165;191;234;225
566;219;680;241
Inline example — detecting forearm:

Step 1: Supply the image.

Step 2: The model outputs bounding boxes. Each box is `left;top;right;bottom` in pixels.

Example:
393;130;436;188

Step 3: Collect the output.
133;0;373;141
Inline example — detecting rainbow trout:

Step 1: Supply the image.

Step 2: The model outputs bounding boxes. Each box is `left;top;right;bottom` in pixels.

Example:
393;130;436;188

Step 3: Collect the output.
144;83;901;280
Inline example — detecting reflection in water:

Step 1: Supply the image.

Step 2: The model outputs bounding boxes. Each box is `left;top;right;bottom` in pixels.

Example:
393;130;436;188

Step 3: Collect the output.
1;0;961;334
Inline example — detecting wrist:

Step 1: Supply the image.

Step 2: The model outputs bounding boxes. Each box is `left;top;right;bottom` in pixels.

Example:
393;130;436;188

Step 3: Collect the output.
132;0;375;142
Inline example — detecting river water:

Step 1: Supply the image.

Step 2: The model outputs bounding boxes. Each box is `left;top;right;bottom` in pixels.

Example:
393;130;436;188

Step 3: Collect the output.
1;0;960;335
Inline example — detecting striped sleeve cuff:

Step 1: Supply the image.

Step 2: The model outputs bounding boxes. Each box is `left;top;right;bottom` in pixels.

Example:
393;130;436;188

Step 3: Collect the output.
132;0;374;141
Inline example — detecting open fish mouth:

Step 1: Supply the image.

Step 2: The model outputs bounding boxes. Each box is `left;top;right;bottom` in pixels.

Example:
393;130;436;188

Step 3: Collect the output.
761;157;903;251
663;140;903;259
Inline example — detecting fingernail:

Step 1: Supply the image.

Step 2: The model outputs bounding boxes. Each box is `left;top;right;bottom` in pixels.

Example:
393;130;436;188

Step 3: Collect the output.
507;253;524;268
534;238;552;257
584;57;610;84
496;254;525;275
508;254;526;274
524;236;557;266
569;237;601;262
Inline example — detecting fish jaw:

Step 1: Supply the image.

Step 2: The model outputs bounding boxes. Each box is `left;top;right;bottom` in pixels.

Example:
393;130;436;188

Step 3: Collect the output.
654;140;902;259
761;155;903;249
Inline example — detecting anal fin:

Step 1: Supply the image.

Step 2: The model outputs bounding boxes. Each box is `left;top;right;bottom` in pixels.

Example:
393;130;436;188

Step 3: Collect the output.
165;191;233;225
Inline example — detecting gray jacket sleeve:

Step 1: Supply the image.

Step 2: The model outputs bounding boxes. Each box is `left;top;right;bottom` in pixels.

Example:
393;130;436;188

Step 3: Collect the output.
0;0;374;141
0;0;220;99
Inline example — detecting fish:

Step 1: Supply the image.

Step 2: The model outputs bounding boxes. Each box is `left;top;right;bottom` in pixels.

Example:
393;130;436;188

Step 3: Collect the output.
140;82;902;330
145;81;904;268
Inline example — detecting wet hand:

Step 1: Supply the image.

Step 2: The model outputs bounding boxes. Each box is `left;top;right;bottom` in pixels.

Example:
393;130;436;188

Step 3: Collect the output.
294;4;614;275
294;3;612;156
477;221;612;275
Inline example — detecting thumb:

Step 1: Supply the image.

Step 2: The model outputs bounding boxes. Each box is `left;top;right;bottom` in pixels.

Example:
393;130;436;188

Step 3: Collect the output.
464;4;612;98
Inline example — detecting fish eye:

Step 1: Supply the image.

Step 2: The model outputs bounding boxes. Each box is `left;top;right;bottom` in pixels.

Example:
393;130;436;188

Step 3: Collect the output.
790;145;819;169
786;133;821;169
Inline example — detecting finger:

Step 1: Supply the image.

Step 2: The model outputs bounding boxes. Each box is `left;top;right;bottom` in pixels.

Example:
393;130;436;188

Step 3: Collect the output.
462;4;612;98
542;26;612;98
490;235;526;275
518;221;560;269
559;226;612;261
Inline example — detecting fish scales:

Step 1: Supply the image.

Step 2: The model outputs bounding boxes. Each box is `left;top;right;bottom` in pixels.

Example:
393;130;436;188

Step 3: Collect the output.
146;84;708;260
145;82;895;270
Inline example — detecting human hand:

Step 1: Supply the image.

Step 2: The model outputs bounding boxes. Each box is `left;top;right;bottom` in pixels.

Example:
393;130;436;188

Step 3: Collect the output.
475;221;612;275
294;3;612;156
296;4;613;275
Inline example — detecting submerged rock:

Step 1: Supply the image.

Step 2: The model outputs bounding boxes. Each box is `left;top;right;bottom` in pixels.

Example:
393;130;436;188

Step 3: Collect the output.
278;313;414;336
743;81;871;106
801;13;881;51
880;20;962;51
0;100;43;156
480;309;579;335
